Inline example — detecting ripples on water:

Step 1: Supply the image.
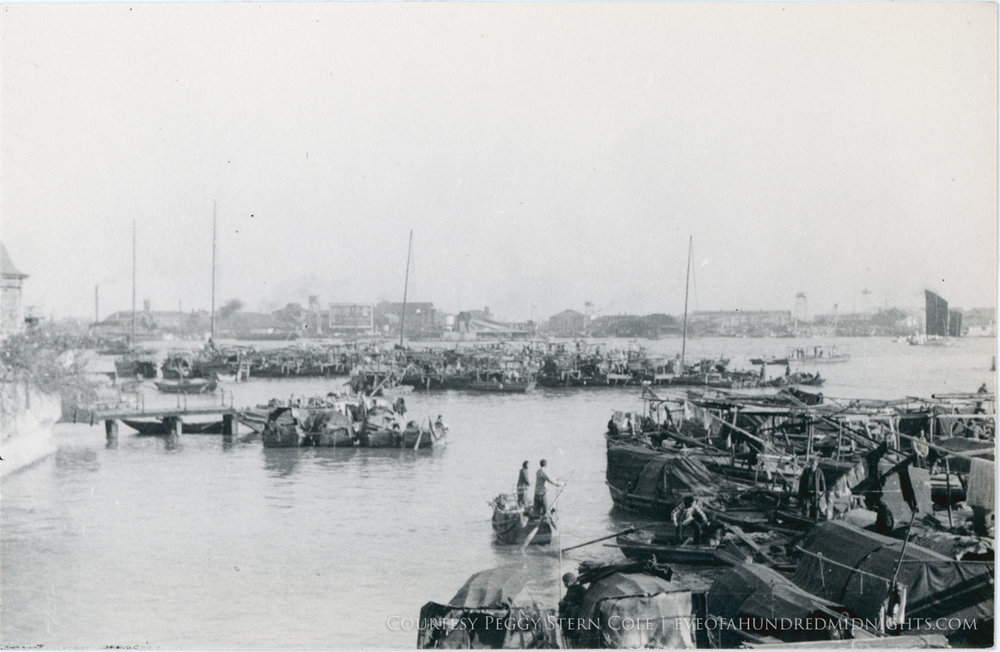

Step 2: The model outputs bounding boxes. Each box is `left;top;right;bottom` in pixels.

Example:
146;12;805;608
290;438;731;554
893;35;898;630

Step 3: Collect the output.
1;337;994;647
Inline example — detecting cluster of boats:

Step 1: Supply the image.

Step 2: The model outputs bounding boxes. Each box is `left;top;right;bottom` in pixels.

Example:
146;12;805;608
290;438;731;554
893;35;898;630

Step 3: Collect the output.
110;339;834;397
239;394;447;450
426;386;994;649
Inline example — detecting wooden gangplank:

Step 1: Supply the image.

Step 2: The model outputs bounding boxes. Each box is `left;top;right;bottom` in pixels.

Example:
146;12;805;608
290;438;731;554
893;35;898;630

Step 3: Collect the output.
85;405;240;438
90;406;238;421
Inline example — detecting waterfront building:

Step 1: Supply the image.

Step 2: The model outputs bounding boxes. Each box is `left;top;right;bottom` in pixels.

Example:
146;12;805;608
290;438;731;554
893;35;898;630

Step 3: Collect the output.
0;243;28;339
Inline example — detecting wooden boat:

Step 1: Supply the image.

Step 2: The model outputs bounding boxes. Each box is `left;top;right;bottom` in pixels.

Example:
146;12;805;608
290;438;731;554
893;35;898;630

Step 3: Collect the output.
614;528;731;565
750;357;789;366
465;378;535;393
160;352;196;379
562;560;698;649
787;345;850;364
490;493;555;546
417;567;560;648
614;524;794;570
115;355;159;380
153;377;217;394
122;418;223;435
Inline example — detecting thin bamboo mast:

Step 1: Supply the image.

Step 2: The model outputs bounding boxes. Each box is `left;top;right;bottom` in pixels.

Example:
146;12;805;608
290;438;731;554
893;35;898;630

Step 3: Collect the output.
211;200;217;340
399;230;413;347
680;235;692;370
131;220;137;348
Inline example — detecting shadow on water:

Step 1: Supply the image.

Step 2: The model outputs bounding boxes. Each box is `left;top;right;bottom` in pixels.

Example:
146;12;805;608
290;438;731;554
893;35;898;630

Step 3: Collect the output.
608;505;663;528
162;433;182;453
54;447;99;474
262;447;301;478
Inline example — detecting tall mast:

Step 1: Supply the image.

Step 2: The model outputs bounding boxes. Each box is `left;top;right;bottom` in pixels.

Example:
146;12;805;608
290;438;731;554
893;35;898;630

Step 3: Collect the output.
680;235;692;370
399;230;413;347
131;219;136;349
211;200;217;340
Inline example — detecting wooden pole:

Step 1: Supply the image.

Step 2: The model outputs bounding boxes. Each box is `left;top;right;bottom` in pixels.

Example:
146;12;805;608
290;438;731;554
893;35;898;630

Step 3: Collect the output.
944;457;954;529
131;220;136;349
211;200;217;340
561;527;640;553
680;235;692;370
399;230;413;348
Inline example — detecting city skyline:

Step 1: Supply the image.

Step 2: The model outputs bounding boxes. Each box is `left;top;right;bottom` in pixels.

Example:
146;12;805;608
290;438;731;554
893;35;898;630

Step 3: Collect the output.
2;3;996;322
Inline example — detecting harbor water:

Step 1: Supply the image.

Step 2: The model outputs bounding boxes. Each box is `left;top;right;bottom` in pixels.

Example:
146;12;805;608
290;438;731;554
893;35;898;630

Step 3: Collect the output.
1;337;994;648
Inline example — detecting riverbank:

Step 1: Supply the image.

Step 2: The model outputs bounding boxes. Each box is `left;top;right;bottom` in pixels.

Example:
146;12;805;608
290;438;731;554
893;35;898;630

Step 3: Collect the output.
0;382;62;477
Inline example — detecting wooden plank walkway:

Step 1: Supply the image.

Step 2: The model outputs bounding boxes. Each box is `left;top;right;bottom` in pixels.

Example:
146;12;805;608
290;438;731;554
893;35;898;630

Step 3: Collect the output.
90;406;238;421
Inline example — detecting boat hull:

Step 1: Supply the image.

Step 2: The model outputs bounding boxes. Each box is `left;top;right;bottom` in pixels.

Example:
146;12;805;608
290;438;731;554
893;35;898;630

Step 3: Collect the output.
122;418;223;435
491;508;554;546
616;530;729;566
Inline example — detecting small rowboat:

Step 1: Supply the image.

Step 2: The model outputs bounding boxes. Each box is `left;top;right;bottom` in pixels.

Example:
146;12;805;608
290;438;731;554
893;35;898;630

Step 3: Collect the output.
153;378;217;394
614;525;794;570
491;493;555;546
614;528;731;566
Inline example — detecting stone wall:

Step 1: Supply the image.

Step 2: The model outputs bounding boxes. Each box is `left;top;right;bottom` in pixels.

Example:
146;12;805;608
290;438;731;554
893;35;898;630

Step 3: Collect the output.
1;381;61;477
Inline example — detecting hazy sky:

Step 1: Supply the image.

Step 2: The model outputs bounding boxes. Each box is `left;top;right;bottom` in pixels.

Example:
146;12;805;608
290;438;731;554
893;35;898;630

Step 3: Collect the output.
1;2;996;322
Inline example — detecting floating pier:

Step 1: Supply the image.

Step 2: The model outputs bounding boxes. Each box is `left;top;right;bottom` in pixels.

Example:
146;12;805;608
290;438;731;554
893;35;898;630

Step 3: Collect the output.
85;406;239;438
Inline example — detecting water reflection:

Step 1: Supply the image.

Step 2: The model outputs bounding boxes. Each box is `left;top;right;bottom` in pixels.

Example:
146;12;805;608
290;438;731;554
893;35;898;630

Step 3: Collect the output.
54;446;99;474
262;448;300;478
162;433;182;452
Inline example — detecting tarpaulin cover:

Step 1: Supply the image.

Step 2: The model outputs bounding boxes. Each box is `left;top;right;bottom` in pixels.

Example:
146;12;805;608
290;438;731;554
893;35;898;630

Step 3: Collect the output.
606;444;661;493
578;571;675;623
416;603;559;649
594;592;698;648
448;566;535;609
966;458;995;511
936;416;992;440
572;572;699;649
299;408;350;433
707;563;847;641
910;531;994;562
792;521;994;637
837;454;932;517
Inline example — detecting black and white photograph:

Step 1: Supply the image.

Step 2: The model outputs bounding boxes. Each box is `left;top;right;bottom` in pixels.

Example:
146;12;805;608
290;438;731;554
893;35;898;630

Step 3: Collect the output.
0;2;995;649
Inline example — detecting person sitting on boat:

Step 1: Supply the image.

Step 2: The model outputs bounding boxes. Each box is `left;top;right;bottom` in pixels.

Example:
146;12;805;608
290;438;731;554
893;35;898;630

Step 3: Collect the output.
798;458;827;519
516;461;531;508
534;459;564;517
671;496;710;544
975;383;989;414
606;417;618;437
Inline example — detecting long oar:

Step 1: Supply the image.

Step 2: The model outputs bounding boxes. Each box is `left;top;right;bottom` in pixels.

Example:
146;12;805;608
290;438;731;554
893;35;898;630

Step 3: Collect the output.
520;473;574;553
561;527;641;554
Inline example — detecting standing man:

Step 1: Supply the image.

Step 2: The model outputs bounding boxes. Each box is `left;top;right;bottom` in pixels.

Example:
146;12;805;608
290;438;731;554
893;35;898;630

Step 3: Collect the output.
798;458;827;518
516;461;531;508
535;459;564;517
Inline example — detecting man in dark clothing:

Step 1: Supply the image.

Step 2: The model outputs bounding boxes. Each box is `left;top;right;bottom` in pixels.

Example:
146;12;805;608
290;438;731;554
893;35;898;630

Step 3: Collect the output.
798;458;827;518
559;572;587;644
516;461;531;508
